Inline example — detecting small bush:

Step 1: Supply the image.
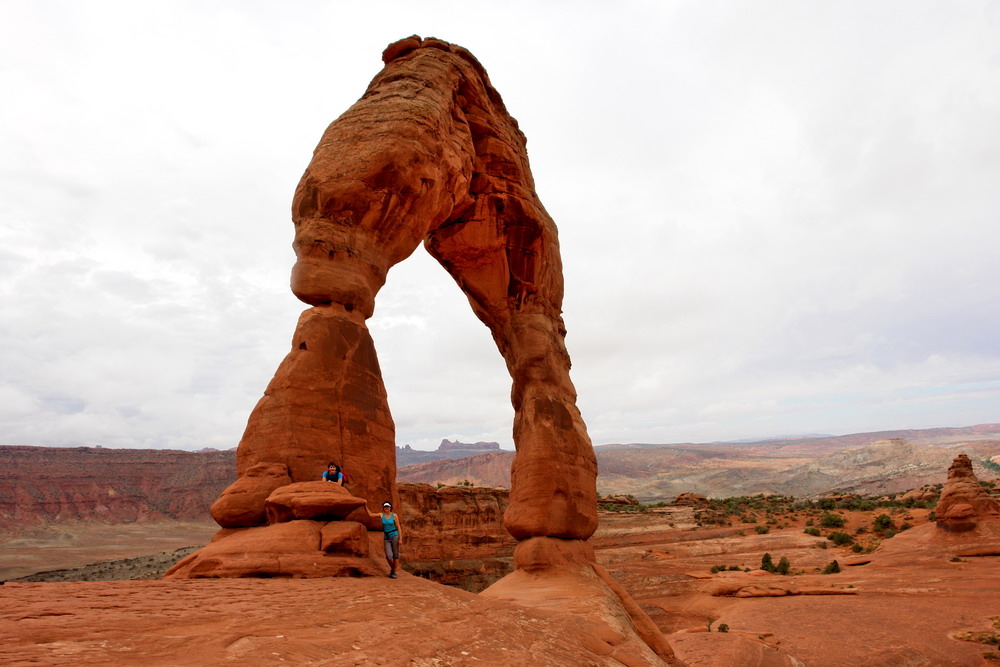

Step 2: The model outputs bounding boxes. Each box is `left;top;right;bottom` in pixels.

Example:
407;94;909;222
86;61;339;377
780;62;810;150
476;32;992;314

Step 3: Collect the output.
822;560;841;574
761;553;776;572
851;544;864;553
821;513;846;528
710;564;726;573
827;531;853;546
717;623;730;633
776;556;791;575
873;514;894;532
755;525;770;534
728;565;739;571
803;527;820;536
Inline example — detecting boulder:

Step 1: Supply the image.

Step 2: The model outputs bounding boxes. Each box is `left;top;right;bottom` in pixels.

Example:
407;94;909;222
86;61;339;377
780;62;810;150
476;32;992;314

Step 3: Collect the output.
320;521;369;557
264;481;367;523
210;462;292;528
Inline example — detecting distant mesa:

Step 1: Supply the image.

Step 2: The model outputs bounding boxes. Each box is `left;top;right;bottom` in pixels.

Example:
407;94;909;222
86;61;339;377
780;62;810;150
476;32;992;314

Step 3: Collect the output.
395;440;506;468
437;439;501;452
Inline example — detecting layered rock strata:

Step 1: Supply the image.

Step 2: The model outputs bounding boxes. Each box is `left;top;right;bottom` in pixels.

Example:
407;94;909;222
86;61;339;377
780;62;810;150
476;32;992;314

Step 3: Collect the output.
398;482;515;591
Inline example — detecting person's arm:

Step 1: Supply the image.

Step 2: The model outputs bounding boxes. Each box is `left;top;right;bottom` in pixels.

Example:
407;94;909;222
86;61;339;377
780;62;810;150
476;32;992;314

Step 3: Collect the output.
336;472;344;486
322;471;329;481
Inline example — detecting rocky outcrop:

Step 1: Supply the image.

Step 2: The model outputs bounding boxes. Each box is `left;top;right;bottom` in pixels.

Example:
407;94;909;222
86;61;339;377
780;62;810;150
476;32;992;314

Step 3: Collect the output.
672;492;708;506
0;446;233;529
399;482;515;591
600;494;641;507
165;480;383;579
936;454;1000;532
899;484;939;503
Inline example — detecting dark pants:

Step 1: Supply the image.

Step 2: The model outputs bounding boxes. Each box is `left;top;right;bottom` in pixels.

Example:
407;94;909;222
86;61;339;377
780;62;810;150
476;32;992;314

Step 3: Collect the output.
384;535;399;559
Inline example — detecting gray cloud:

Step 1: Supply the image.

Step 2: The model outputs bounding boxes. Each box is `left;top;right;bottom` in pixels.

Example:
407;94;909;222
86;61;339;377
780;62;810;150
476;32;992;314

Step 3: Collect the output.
1;1;997;451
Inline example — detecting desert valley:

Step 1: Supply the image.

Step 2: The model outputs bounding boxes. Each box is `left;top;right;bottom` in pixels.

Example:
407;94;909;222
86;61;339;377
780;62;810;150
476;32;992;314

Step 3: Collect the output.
2;423;1000;665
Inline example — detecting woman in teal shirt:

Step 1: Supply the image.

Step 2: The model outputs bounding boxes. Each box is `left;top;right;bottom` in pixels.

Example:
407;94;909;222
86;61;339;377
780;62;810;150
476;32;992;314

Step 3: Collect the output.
379;502;402;578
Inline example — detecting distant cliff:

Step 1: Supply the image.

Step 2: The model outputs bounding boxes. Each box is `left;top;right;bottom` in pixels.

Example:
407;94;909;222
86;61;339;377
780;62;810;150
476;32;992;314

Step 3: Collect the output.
0;446;233;529
397;451;514;488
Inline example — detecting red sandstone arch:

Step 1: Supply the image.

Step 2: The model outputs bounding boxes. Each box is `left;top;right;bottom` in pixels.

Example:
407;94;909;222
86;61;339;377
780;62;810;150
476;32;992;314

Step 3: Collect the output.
230;35;598;543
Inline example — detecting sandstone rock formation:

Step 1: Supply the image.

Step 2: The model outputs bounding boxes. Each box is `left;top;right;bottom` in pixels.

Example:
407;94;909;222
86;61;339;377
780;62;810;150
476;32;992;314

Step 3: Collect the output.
182;35;598;570
935;454;1000;532
166;35;674;662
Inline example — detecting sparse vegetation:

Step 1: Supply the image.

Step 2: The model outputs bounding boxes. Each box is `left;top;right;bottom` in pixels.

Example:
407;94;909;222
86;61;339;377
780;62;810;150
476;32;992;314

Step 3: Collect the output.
775;556;791;575
755;525;770;534
822;560;841;574
717;623;730;633
804;527;821;536
820;513;846;528
953;631;1000;646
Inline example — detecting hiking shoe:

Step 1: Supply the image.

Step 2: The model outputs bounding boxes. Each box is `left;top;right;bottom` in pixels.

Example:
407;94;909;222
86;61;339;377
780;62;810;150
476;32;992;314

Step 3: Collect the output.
389;572;397;579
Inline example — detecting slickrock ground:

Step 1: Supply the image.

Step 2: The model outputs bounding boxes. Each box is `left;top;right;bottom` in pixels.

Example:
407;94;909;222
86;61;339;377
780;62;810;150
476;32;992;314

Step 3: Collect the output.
0;575;655;666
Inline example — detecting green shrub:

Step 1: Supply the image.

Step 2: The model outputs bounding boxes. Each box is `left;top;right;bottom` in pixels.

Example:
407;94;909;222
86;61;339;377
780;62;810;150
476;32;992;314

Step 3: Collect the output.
761;553;775;572
710;564;726;573
827;531;853;546
821;513;846;528
822;560;841;574
804;527;821;536
873;514;894;532
776;557;791;575
851;544;864;553
717;623;730;633
755;525;770;534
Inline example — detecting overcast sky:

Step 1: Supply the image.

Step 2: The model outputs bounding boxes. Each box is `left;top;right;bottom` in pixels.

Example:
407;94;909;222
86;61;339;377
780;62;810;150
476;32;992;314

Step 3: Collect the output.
2;1;998;452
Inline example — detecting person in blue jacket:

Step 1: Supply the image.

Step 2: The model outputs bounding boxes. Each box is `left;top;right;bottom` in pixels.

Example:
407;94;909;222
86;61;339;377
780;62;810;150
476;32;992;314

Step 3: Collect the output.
322;462;344;485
